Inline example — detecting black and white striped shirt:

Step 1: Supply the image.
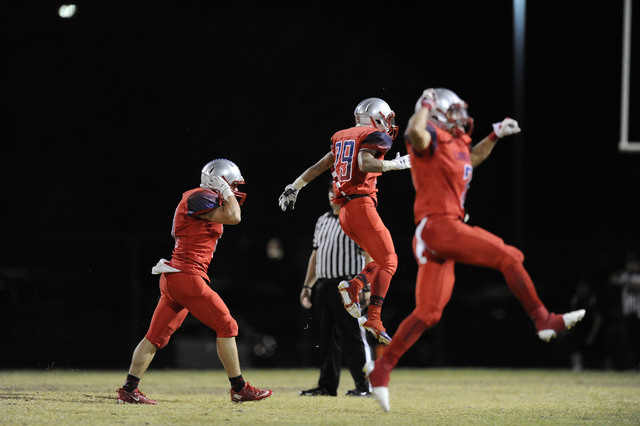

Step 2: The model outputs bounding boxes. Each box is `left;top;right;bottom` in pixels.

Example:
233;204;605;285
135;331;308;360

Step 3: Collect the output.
619;271;640;318
313;211;365;279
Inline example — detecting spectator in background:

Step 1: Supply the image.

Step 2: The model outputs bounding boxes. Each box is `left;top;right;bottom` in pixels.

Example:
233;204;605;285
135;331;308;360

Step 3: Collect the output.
609;250;640;370
567;276;604;371
299;184;374;397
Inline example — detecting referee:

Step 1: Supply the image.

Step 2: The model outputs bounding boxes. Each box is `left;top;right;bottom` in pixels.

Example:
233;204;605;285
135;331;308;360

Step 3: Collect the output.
299;184;373;397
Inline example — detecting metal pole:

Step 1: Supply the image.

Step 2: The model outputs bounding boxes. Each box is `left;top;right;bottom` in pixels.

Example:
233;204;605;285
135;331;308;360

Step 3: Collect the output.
513;0;526;247
619;0;632;151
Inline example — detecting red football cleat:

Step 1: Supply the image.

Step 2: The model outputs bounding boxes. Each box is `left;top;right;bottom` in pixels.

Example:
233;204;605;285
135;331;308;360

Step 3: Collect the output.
116;388;157;405
338;280;363;318
230;382;273;403
359;317;392;345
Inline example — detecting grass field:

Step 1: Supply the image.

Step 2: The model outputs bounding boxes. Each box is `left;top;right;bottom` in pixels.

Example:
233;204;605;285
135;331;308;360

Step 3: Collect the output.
1;368;638;424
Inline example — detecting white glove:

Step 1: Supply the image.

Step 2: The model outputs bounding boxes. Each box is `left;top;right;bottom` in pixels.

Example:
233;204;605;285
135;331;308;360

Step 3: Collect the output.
208;175;234;199
415;88;437;112
381;152;411;172
492;118;521;138
279;184;299;211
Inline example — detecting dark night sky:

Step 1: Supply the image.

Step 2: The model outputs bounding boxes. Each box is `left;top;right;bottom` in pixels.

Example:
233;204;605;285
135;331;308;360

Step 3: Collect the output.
2;1;639;368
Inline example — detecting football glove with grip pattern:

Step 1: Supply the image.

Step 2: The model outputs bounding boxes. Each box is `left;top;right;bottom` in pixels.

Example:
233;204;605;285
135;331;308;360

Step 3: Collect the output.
279;184;299;211
492;118;521;138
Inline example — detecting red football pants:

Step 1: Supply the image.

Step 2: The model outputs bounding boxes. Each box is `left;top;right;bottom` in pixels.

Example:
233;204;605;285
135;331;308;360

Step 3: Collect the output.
380;215;544;367
338;196;397;300
145;272;238;349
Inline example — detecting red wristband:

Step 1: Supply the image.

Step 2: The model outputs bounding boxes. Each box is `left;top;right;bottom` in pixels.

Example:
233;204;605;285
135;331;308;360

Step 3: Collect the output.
488;131;499;142
421;99;433;110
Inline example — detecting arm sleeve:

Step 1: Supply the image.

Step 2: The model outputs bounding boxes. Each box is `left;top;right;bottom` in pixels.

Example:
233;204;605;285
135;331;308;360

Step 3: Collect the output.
361;131;393;157
187;190;221;217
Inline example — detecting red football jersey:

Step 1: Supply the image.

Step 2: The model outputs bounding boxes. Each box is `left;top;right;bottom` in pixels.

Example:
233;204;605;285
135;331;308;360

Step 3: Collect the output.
330;126;393;205
406;123;473;224
167;187;224;281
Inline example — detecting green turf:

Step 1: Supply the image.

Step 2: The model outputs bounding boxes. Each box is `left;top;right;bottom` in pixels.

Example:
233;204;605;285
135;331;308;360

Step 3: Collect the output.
0;368;638;424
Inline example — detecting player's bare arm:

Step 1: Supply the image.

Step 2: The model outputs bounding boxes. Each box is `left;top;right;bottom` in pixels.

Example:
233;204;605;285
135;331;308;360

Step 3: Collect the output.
407;107;433;153
470;137;498;167
471;118;522;167
359;149;411;173
408;89;438;153
279;152;334;211
300;152;335;182
358;149;383;172
199;195;241;225
199;196;241;224
197;172;242;224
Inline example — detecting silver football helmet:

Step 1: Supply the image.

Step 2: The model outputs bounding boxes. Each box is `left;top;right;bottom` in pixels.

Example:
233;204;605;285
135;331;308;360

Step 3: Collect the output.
354;98;398;140
200;158;247;204
418;88;474;136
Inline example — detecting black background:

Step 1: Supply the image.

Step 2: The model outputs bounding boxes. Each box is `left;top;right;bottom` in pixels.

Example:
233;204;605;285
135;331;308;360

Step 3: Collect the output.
2;1;639;370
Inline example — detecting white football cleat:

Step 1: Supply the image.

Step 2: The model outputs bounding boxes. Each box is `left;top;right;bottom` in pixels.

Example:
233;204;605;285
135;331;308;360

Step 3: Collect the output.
364;360;391;412
372;386;390;412
563;309;586;328
537;309;586;342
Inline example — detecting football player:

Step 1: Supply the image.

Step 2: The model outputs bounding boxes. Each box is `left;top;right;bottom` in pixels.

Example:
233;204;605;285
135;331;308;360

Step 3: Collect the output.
364;88;586;412
116;159;272;405
279;98;410;345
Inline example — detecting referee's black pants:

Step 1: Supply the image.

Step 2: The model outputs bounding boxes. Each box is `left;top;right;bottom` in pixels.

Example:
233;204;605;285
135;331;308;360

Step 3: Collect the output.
314;278;370;393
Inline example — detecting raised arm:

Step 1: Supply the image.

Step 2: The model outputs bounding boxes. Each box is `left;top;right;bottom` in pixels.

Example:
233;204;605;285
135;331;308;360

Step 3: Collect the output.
196;175;241;224
279;152;334;211
199;193;241;224
407;89;441;153
471;118;521;167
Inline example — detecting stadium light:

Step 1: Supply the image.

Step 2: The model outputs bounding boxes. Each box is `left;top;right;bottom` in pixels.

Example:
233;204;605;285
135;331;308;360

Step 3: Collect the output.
58;4;76;18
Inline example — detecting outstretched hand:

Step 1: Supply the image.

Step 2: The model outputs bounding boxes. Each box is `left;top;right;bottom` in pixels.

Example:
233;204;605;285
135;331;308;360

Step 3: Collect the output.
279;184;299;211
208;175;233;199
417;88;437;110
393;152;411;170
492;118;521;138
381;152;411;172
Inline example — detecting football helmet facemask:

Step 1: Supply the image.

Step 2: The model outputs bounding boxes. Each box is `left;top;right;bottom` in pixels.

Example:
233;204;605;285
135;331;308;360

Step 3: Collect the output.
418;88;474;137
354;98;398;140
200;158;247;204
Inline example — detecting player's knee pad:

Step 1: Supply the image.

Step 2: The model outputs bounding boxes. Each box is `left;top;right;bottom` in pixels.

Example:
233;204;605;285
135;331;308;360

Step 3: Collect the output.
414;308;443;328
381;253;398;275
497;245;525;272
216;315;238;338
145;333;170;350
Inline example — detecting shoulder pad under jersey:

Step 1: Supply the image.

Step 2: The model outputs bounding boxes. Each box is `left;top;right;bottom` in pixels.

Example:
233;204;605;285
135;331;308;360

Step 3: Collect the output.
187;189;221;216
361;130;393;156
